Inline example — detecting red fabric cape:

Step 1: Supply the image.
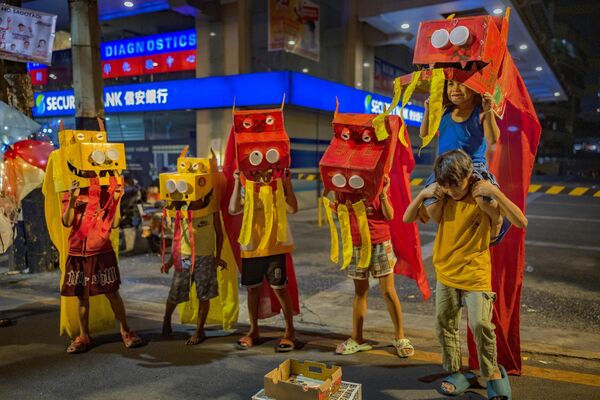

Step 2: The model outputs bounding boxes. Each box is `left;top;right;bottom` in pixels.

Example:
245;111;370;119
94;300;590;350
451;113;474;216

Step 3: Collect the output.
390;129;431;301
221;128;300;319
466;53;542;376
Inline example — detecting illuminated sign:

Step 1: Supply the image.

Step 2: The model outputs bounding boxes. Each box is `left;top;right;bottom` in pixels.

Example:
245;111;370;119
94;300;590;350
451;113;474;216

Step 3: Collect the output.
33;72;425;123
101;29;196;60
101;49;195;78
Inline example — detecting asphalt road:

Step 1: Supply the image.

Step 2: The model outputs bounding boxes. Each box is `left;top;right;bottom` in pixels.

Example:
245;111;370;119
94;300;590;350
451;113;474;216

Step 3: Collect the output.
0;191;598;399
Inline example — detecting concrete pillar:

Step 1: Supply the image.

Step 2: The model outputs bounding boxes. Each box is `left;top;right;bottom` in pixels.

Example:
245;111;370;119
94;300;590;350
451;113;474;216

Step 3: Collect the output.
343;0;365;89
69;0;104;130
194;0;251;162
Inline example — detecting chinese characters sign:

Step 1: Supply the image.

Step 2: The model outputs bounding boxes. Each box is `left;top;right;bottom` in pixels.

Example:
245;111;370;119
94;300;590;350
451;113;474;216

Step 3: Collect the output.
268;0;320;62
0;4;56;64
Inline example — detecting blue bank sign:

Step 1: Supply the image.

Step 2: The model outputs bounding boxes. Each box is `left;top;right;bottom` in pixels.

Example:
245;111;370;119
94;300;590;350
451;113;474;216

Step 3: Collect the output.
101;29;196;60
33;72;424;125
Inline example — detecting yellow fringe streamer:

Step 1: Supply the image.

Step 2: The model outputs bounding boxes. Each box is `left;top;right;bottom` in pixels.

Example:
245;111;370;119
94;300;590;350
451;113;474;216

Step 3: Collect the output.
422;68;445;150
322;197;339;264
257;184;274;250
396;70;422;148
238;180;255;245
352;200;372;269
373;77;403;141
337;204;353;270
275;179;288;243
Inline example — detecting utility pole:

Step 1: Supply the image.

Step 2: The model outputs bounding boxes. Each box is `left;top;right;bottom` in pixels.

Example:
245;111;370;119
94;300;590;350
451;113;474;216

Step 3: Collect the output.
0;0;56;273
68;0;104;130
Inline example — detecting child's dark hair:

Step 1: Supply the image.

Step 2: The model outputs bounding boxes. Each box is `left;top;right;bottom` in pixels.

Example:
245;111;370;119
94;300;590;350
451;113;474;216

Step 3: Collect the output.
434;150;473;187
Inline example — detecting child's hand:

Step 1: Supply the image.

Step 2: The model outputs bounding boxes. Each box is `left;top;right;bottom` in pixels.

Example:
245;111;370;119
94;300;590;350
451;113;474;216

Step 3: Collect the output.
382;175;391;196
472;180;496;199
424;97;430;110
161;260;173;274
68;181;80;199
421;182;443;199
482;93;493;113
217;258;227;270
233;170;240;181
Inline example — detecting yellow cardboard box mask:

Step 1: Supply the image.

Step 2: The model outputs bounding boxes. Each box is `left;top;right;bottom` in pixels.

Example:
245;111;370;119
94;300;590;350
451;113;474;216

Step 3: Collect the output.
53;127;126;192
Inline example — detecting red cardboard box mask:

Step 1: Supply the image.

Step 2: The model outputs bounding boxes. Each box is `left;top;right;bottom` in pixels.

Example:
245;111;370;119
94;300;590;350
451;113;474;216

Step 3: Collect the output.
320;110;400;203
233;107;290;180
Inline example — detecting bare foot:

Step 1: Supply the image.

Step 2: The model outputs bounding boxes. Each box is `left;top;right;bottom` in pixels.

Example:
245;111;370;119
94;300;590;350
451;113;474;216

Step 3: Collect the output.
185;333;206;346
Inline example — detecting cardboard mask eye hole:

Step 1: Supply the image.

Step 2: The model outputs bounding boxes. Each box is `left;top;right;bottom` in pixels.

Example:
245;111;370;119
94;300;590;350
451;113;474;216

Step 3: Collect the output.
106;148;119;161
266;148;280;164
331;173;347;188
192;163;199;171
449;26;470;46
362;130;372;143
197;177;206;186
249;150;263;166
265;115;275;125
76;133;85;141
180;162;186;170
96;133;104;141
90;150;106;164
166;179;177;193
349;175;365;189
431;29;450;49
243;118;252;129
341;128;351;141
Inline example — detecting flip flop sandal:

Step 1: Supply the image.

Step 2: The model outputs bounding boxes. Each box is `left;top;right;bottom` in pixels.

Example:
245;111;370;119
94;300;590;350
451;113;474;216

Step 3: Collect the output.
67;336;92;354
439;371;472;396
393;338;415;358
275;338;295;353
335;338;373;355
487;365;512;400
121;330;143;348
235;335;255;350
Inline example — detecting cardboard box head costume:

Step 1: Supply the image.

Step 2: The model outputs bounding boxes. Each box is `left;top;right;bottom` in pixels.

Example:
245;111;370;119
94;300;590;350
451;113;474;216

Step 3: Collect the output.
393;9;541;374
232;104;290;249
42;120;126;338
319;100;400;271
158;146;239;331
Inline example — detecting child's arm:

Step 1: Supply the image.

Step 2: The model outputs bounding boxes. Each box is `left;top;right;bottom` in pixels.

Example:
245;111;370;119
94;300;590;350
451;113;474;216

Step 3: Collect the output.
283;170;298;214
403;183;444;224
379;175;394;221
213;212;227;270
111;186;123;229
228;170;243;215
472;180;528;228
62;182;80;227
481;93;500;146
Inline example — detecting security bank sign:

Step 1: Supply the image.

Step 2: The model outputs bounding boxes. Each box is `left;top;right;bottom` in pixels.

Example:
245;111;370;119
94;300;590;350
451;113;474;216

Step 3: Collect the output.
364;94;424;126
34;86;170;117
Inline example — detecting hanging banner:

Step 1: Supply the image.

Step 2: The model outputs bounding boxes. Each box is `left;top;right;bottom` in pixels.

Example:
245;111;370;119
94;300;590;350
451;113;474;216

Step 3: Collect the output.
268;0;320;62
0;4;56;65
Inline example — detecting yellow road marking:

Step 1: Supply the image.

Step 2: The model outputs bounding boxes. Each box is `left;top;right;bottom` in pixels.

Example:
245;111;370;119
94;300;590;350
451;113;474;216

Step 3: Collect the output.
297;173;305;180
528;184;542;193
411;178;424;186
308;338;600;387
569;187;588;196
594;190;600;198
546;185;565;195
306;175;317;181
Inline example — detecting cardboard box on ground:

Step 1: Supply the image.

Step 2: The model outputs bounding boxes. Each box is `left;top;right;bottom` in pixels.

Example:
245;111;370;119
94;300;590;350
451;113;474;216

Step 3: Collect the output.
254;359;361;400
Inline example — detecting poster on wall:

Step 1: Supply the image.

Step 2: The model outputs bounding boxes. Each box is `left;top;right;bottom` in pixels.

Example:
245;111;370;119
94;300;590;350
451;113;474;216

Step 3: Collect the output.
268;0;320;62
0;4;57;65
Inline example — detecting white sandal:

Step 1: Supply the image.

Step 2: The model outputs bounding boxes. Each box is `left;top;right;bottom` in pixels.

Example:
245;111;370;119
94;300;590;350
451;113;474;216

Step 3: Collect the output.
335;338;373;355
393;338;415;358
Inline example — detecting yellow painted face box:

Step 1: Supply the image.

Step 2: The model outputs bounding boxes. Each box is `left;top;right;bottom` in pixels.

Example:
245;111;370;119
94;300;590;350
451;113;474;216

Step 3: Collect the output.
53;129;127;192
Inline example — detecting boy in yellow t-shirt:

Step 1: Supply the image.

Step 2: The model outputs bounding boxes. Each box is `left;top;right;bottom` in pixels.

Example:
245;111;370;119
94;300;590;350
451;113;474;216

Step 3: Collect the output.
404;150;527;399
161;199;226;345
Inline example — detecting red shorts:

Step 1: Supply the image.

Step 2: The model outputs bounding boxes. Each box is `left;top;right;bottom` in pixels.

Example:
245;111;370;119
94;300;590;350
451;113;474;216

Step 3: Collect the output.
61;250;121;298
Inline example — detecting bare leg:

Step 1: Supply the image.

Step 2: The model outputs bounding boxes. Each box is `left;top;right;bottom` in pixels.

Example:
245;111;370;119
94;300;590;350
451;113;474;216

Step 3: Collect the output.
186;299;209;345
273;287;295;340
77;295;91;340
378;274;405;340
162;300;177;336
104;291;131;334
246;286;261;339
352;279;370;344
